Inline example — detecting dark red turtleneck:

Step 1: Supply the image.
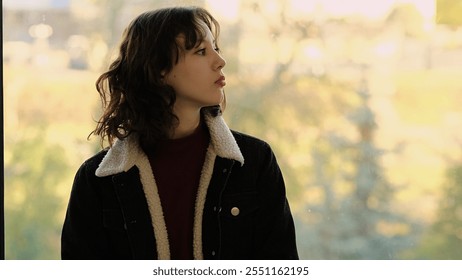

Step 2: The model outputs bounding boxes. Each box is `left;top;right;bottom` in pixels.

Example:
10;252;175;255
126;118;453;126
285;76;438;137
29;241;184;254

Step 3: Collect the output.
145;123;210;259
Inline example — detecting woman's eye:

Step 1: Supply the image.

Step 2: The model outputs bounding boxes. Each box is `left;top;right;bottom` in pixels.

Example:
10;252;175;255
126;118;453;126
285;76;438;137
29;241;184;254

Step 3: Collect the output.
196;48;206;55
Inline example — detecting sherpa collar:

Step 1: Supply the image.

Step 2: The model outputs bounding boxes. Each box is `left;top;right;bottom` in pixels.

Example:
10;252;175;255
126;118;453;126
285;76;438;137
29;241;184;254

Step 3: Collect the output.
95;113;244;177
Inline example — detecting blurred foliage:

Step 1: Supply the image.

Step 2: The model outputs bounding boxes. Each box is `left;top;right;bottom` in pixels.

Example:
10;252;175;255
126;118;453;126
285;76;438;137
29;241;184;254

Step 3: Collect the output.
226;74;359;202
3;64;99;259
394;70;462;125
298;83;420;259
405;162;462;259
386;4;425;38
4;128;70;259
437;0;462;27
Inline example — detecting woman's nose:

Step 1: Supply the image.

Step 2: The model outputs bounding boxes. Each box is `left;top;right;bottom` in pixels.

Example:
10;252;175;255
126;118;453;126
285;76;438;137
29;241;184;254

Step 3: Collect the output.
215;53;226;70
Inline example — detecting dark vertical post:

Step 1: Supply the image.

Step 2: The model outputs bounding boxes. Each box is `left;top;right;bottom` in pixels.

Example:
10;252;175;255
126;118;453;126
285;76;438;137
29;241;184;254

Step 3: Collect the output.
1;0;5;260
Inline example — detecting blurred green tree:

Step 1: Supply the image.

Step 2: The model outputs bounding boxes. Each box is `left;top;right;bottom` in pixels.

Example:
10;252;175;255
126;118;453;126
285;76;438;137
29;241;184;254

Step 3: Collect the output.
5;129;70;259
299;77;419;259
411;161;462;259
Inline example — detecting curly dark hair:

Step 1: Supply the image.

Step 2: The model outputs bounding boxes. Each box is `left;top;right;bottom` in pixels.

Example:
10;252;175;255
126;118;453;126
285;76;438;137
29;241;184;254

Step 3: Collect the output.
91;6;221;149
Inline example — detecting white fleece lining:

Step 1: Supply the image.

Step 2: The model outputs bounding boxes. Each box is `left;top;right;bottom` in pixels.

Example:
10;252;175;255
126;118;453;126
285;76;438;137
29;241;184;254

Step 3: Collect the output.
95;135;141;177
192;145;217;260
205;114;244;166
136;153;171;260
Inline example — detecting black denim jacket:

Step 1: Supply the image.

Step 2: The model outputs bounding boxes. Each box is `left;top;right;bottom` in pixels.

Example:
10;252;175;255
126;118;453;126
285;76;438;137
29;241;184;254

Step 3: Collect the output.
61;116;298;260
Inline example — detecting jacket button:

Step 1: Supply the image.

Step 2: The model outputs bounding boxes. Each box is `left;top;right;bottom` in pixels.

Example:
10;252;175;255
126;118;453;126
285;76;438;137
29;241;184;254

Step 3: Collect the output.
211;251;216;256
222;168;227;173
231;207;240;216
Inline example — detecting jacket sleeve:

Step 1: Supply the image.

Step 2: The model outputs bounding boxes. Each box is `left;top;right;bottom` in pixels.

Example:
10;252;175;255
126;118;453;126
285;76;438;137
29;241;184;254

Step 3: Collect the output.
61;159;112;259
253;142;299;259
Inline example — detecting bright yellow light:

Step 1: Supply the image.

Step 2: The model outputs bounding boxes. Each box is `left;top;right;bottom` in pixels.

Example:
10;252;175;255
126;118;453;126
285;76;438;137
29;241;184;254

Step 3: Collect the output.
28;23;53;39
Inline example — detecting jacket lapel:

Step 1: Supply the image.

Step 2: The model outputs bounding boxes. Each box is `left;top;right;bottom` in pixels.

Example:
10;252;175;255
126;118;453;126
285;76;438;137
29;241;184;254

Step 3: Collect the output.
204;114;244;166
95;114;244;177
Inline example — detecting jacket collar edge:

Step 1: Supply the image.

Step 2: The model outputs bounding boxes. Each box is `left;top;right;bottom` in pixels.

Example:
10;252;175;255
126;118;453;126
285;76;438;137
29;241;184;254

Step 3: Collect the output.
95;114;244;177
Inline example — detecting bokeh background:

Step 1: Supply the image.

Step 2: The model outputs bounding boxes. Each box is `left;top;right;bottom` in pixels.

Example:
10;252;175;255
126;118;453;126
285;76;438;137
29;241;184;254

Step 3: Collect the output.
3;0;462;259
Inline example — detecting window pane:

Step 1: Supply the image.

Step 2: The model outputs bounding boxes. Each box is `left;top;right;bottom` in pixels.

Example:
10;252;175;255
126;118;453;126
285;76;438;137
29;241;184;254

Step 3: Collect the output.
3;0;462;259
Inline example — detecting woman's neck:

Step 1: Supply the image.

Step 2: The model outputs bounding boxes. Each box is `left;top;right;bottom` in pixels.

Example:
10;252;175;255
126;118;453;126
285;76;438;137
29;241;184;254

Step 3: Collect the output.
171;106;202;139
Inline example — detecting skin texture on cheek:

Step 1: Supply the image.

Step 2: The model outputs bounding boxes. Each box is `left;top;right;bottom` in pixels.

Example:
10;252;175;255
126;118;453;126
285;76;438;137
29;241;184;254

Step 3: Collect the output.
168;62;219;107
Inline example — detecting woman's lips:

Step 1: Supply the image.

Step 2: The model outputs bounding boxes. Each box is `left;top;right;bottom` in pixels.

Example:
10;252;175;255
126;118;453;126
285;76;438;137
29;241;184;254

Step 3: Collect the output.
215;76;226;87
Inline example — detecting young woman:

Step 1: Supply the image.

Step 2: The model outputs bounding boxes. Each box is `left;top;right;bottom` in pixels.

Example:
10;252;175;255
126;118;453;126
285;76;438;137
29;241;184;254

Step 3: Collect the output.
61;6;298;260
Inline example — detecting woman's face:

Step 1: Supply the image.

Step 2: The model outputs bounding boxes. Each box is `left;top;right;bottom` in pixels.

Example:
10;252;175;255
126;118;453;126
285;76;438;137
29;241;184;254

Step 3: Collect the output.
163;20;226;113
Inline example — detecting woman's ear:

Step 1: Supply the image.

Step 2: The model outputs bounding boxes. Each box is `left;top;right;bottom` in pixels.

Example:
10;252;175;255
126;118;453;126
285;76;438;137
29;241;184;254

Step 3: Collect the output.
160;70;167;83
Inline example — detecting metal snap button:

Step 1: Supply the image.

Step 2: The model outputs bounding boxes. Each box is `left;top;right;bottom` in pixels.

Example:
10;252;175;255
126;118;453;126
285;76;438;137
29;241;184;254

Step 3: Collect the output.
231;207;240;216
